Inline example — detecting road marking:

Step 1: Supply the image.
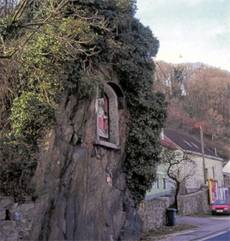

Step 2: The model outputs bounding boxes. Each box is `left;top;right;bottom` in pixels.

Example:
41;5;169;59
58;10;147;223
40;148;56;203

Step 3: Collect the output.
196;230;230;241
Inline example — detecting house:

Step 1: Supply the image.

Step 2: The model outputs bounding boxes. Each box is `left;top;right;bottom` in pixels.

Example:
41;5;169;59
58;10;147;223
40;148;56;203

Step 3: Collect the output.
223;161;230;187
146;129;224;198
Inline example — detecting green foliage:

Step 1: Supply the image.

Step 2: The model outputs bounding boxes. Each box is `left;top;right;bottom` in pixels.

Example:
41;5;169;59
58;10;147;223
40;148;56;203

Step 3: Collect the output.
0;135;37;201
113;18;167;205
19;17;98;103
10;92;54;144
0;0;167;204
116;0;136;13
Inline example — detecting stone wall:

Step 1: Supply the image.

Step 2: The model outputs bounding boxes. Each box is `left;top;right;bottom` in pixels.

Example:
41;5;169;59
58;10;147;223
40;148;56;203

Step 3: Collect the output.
138;196;174;232
178;188;209;215
0;197;36;241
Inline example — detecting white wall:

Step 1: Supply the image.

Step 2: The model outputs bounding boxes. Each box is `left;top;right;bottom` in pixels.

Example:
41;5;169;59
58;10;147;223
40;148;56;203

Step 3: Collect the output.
186;153;224;189
148;150;224;197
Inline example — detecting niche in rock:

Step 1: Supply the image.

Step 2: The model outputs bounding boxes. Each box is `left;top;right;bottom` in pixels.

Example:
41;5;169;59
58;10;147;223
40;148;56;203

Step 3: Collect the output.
95;82;124;150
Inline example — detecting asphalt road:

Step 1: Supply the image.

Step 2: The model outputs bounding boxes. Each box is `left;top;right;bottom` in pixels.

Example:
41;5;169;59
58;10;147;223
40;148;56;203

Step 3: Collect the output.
204;231;230;241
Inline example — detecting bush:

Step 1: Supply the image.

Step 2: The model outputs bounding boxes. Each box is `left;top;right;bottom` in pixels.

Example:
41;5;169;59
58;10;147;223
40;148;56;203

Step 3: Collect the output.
10;91;54;144
0;135;37;201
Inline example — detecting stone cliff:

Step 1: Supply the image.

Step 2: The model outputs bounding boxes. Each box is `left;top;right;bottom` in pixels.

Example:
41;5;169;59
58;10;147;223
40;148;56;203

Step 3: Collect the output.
31;80;141;240
1;80;142;241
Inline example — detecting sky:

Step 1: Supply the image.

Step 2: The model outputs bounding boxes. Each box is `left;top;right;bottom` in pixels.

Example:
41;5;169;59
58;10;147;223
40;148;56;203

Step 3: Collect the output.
136;0;230;71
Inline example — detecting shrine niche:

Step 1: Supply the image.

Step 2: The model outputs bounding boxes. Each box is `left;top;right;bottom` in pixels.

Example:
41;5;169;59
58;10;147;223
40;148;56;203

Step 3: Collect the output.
97;94;109;140
95;82;124;149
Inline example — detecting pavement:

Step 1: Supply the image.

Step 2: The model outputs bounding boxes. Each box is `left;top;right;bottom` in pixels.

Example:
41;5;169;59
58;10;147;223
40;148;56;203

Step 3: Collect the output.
159;215;230;241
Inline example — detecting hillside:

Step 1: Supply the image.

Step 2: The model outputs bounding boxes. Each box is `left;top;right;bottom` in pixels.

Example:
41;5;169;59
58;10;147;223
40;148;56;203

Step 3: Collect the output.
154;61;230;160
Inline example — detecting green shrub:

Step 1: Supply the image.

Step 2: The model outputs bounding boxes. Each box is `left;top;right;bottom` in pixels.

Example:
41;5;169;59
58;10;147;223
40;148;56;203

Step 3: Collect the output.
10;92;54;144
0;135;37;201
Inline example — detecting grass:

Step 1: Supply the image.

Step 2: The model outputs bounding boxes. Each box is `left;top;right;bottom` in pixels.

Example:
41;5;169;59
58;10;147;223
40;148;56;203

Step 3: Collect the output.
141;224;197;241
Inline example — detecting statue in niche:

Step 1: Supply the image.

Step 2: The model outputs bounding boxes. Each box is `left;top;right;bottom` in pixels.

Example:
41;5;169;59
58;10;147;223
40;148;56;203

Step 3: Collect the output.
97;95;109;139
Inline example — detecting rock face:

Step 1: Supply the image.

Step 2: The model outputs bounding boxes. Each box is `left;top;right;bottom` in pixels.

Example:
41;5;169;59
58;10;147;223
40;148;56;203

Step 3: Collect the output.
29;80;142;240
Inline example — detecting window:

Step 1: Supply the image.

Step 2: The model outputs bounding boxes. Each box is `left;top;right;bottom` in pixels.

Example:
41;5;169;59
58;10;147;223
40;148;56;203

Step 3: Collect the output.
95;82;124;149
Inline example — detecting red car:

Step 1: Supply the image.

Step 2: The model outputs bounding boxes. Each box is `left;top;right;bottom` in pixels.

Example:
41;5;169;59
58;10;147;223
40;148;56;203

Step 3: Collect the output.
211;200;230;215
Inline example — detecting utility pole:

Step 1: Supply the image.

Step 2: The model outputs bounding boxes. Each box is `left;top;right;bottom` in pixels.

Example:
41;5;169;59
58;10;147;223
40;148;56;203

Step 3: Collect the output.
200;125;206;184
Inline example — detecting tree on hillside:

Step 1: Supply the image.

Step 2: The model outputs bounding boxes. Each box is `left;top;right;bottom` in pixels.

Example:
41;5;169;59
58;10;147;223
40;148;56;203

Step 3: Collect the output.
155;61;230;159
184;68;230;142
166;99;196;130
171;66;186;98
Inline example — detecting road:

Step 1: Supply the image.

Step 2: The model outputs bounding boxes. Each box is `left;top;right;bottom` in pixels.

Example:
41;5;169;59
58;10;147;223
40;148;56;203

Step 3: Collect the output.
203;231;230;241
159;215;230;241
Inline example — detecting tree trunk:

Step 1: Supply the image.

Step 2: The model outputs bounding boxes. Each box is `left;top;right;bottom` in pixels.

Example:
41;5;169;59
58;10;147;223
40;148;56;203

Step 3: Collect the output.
174;182;180;210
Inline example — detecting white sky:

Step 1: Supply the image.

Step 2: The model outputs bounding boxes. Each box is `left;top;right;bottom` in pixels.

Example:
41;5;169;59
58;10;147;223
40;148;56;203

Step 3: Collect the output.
136;0;230;71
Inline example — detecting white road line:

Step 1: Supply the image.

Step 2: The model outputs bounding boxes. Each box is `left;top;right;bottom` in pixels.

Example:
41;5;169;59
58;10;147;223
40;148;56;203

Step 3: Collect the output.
196;230;230;241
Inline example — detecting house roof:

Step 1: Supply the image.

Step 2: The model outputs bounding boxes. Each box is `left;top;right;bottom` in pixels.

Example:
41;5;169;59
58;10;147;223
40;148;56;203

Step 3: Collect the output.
163;129;220;159
160;136;177;150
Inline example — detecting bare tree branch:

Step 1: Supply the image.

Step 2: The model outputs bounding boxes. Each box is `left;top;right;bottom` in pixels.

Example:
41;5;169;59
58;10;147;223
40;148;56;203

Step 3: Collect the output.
162;149;197;209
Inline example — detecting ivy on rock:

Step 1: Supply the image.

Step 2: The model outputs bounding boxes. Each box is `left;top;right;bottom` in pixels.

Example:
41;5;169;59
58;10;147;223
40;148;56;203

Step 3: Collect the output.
0;0;166;204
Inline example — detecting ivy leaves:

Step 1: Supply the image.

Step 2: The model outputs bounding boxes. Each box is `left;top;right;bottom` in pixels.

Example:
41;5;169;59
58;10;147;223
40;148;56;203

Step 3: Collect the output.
115;16;167;205
10;92;54;144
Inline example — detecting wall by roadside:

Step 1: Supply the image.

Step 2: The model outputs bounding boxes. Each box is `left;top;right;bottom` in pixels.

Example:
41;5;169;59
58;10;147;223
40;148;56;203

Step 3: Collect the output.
178;188;209;216
0;196;38;241
138;196;174;232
